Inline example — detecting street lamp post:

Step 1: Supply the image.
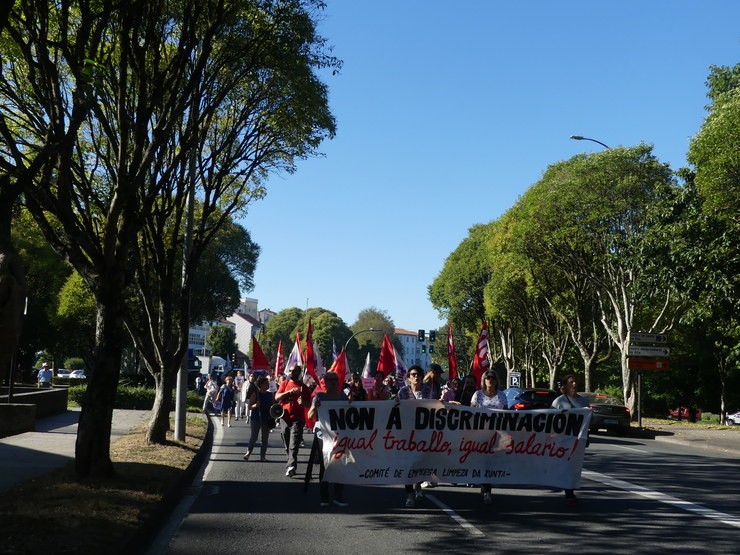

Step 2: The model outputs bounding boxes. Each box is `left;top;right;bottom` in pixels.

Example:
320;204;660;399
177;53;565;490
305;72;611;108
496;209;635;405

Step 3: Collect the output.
344;328;378;352
569;135;611;149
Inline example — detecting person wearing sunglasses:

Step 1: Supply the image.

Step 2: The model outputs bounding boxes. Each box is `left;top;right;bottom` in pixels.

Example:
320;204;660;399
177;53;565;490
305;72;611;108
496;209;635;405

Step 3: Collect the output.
397;365;433;401
396;365;433;507
471;371;508;505
551;374;589;507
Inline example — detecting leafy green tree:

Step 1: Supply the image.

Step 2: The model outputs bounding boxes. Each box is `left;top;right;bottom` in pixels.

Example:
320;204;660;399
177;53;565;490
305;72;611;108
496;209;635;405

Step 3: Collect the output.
11;209;72;372
57;272;96;368
658;64;740;419
127;208;258;443
1;0;338;477
519;146;676;415
349;307;398;372
429;224;491;334
262;307;305;364
261;307;352;373
510;175;611;390
64;357;86;371
191;220;259;323
302;309;352;371
430;324;474;377
206;326;238;362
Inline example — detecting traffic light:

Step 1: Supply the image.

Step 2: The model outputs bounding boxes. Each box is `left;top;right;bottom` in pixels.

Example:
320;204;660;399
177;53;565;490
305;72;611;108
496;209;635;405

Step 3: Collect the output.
429;330;437;342
418;329;425;342
421;344;426;353
429;345;434;353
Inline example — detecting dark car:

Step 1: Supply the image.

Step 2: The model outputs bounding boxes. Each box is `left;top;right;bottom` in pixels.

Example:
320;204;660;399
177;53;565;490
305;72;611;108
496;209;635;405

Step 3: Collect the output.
503;387;525;407
579;392;631;435
508;388;560;410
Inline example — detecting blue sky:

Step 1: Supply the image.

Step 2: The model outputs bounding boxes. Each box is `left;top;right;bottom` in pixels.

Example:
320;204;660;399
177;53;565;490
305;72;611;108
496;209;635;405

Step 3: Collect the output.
242;1;740;332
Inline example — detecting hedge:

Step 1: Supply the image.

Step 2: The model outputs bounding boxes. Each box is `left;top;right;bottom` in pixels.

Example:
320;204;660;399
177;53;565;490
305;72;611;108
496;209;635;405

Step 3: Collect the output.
68;384;203;412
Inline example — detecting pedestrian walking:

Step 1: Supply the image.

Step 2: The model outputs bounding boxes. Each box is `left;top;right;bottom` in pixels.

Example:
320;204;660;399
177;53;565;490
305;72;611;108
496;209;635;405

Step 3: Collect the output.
307;371;349;507
217;376;236;427
275;364;311;477
243;375;274;461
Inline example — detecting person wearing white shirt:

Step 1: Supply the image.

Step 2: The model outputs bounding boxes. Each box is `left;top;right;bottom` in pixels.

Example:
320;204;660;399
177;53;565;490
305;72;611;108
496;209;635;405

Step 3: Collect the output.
471;371;508;505
551;374;589;506
37;363;53;388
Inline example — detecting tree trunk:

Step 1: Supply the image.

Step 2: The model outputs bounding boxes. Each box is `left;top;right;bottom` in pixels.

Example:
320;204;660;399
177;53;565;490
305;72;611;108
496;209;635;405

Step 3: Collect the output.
74;286;126;479
620;349;637;420
0;181;26;380
146;363;177;444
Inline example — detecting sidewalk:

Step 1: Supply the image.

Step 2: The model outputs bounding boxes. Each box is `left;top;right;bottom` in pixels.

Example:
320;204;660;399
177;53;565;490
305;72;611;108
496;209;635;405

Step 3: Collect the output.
637;421;740;456
0;407;150;493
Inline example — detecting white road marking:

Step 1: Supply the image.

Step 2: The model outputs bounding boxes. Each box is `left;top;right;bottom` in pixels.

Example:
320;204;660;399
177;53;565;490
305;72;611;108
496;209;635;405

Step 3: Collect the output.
583;470;740;529
426;494;485;536
611;444;646;453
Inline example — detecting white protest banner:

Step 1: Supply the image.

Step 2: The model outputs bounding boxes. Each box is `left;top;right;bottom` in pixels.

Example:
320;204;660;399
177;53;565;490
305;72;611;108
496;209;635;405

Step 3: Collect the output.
316;401;591;490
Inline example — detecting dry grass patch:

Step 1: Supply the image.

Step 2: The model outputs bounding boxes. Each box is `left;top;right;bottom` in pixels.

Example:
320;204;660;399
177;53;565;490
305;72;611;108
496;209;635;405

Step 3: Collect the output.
0;415;206;555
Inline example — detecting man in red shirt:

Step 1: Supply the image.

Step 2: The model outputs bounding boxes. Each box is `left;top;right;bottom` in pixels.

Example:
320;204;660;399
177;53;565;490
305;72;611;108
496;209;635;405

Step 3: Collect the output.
275;364;311;477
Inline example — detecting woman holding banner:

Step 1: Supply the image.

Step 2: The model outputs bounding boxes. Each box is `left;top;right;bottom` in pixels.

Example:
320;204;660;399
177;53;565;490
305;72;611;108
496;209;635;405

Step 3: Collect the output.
397;365;433;507
307;371;349;507
551;374;589;507
471;370;508;505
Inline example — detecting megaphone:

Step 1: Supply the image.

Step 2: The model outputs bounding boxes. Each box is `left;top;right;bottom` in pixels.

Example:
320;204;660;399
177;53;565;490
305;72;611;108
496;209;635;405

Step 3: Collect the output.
269;403;284;419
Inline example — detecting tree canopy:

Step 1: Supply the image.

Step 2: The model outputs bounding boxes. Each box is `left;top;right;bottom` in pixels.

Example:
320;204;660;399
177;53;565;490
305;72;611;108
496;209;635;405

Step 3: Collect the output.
0;0;339;477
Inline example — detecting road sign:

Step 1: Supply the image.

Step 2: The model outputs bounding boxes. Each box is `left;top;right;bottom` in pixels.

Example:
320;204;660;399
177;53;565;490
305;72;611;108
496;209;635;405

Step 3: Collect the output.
630;332;668;344
628;345;670;357
509;372;521;388
628;357;670;370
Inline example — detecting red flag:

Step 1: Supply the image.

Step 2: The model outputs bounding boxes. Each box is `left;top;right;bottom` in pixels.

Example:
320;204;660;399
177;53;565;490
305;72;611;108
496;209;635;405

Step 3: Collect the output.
472;321;490;385
329;350;348;385
274;339;285;379
447;323;458;380
304;320;320;385
251;336;270;370
376;334;396;376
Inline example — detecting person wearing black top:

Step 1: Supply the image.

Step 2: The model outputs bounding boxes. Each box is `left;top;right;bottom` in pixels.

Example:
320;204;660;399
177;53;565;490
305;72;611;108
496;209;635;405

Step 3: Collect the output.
346;372;367;401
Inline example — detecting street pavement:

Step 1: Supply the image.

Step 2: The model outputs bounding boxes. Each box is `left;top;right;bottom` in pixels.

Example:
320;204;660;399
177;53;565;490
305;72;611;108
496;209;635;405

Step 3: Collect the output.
0;409;737;547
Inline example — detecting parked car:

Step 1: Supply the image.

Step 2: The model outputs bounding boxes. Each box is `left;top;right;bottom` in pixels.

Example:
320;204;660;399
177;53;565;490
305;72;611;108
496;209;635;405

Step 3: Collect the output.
668;407;703;420
503;387;525;407
69;370;86;379
508;388;560;410
579;392;631;435
56;368;71;378
724;411;740;426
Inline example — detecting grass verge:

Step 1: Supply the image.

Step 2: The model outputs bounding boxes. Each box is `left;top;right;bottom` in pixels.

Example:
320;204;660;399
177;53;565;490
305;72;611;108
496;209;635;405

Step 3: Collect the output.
0;414;207;555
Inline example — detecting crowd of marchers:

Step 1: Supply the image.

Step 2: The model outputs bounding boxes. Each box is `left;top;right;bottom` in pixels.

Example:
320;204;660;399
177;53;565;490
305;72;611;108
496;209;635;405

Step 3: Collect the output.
193;363;587;509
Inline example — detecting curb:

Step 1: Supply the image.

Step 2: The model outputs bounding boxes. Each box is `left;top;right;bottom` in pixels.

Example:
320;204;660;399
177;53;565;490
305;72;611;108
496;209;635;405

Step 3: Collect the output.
121;414;214;554
632;424;740;456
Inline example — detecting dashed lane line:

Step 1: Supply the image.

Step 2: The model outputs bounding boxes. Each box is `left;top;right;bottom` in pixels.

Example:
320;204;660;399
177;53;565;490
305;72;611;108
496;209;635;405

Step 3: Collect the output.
425;494;486;537
583;470;740;529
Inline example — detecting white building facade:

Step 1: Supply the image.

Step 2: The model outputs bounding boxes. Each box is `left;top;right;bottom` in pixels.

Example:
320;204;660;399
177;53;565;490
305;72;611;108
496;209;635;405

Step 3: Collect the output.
395;328;431;370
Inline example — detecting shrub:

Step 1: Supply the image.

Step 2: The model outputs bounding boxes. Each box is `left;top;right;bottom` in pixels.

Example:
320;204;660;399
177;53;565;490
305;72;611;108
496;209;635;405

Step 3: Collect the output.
69;384;203;412
64;357;86;371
